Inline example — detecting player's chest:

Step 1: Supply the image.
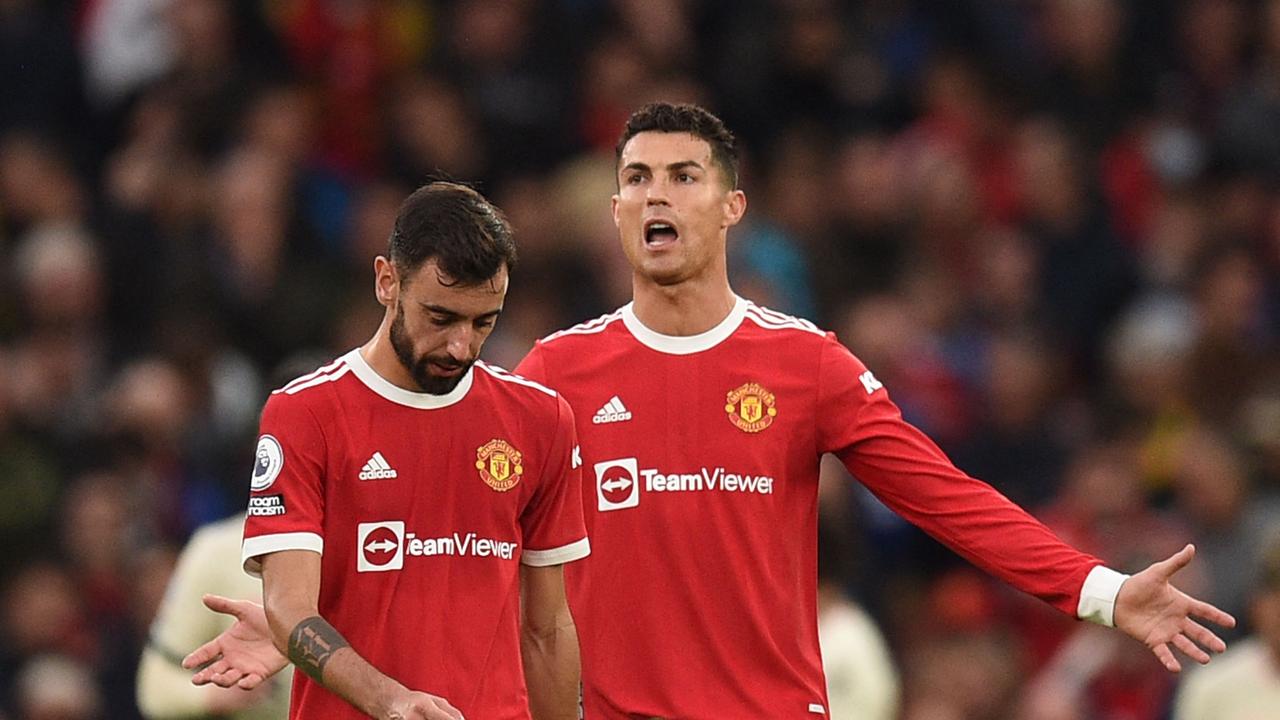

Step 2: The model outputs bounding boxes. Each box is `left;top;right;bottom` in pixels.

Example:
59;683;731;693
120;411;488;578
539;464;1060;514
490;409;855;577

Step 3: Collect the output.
320;411;538;519
565;358;817;509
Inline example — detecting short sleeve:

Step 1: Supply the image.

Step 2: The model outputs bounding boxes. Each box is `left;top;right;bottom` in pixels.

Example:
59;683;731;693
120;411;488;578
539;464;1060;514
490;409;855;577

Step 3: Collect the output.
242;392;327;576
519;394;589;567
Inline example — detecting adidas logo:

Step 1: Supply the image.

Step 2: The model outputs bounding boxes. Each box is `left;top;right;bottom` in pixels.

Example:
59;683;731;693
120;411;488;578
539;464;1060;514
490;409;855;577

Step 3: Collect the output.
359;452;399;480
592;396;632;425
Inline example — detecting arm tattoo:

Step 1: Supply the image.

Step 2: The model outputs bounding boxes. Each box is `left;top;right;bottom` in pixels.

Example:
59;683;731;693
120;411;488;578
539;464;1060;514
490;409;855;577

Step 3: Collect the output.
288;616;350;682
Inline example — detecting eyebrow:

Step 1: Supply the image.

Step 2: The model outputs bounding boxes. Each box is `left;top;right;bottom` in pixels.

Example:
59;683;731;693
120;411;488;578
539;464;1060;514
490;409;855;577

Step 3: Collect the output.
622;160;706;174
420;303;503;319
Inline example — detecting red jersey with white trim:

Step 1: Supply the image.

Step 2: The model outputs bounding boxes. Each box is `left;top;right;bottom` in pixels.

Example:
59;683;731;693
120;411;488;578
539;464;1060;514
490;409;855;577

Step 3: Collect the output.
242;349;589;720
515;298;1102;719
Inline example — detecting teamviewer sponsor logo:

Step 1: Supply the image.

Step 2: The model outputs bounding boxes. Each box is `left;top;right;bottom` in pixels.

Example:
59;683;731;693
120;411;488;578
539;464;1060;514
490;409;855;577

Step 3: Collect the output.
357;521;405;572
593;458;776;512
594;458;639;511
357;521;519;573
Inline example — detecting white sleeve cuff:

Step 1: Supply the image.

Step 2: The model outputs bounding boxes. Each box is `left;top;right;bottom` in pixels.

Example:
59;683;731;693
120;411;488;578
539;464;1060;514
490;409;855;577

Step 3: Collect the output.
1077;565;1130;627
521;537;590;567
242;532;324;577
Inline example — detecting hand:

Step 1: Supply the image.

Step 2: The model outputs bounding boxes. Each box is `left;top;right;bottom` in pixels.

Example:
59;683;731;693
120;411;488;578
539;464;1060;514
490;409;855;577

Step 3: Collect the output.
182;594;288;689
1113;544;1237;672
383;689;465;720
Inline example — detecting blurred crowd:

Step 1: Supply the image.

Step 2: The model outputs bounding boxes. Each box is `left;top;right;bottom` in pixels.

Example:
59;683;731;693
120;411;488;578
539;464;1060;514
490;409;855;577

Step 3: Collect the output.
1;0;1279;718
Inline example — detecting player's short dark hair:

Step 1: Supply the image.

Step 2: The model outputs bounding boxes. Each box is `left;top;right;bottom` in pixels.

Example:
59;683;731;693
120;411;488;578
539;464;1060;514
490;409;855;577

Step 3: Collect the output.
388;181;516;286
616;103;740;189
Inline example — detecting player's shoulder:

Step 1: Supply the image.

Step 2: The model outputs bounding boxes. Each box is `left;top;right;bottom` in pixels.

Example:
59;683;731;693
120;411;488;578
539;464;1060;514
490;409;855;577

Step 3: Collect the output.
536;307;627;348
268;354;354;404
739;300;830;341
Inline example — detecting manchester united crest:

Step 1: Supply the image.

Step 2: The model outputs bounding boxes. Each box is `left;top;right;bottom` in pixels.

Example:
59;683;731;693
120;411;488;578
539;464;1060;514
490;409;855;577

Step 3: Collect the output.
475;439;524;492
725;382;778;433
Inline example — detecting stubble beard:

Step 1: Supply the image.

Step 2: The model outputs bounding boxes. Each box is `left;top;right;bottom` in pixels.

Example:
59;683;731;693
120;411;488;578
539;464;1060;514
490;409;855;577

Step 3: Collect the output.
389;306;472;395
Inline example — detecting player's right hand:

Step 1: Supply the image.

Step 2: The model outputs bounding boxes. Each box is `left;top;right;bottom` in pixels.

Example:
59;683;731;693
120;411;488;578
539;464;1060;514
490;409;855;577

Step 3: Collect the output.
384;690;465;720
183;594;289;689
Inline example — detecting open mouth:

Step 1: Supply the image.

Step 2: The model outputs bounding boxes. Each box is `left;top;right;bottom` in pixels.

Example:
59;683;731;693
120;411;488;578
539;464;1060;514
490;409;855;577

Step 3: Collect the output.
644;220;679;247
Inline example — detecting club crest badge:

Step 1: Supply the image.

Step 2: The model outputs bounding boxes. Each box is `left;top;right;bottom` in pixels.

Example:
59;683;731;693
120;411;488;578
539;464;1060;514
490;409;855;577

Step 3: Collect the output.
475;439;524;492
725;382;777;433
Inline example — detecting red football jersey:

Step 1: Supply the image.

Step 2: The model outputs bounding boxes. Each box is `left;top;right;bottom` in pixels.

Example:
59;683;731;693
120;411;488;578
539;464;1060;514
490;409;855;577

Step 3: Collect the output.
516;298;1105;719
242;349;589;720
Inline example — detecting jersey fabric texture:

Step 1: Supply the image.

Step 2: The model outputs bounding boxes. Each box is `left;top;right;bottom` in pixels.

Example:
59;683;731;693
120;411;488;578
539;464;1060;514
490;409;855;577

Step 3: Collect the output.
515;297;1104;720
242;349;589;720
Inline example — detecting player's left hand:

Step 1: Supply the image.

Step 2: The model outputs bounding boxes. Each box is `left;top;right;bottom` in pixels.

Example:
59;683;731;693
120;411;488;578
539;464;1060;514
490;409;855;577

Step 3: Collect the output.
1113;544;1236;673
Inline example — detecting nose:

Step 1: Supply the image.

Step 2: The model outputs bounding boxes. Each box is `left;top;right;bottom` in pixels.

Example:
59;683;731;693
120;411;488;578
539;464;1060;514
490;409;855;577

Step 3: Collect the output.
445;325;474;361
646;176;670;206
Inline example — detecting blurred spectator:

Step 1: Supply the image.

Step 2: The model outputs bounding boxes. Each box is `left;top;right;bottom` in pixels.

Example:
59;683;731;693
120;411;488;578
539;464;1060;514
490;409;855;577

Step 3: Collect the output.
14;654;102;720
1174;537;1280;719
136;515;289;720
818;522;900;720
1170;427;1280;632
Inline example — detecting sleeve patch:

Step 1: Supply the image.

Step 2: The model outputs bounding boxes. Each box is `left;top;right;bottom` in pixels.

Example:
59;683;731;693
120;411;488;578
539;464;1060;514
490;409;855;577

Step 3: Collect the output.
251;435;285;491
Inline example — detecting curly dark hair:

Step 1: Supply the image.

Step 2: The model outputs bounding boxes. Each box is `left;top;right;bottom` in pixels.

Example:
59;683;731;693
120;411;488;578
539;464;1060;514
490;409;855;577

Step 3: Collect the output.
616;103;740;189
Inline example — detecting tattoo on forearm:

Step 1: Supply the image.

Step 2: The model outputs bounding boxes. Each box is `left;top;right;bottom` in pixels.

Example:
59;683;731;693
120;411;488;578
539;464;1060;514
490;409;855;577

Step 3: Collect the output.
288;616;350;682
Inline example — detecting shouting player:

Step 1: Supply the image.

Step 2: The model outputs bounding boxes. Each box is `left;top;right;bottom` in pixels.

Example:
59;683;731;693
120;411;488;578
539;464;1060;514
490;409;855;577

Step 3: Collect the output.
187;182;588;720
511;103;1234;718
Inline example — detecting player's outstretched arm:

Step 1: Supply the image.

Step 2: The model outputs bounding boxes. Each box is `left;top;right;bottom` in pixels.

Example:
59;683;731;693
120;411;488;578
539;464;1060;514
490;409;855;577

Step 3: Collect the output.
258;550;466;720
520;564;580;720
183;595;288;690
1113;544;1237;673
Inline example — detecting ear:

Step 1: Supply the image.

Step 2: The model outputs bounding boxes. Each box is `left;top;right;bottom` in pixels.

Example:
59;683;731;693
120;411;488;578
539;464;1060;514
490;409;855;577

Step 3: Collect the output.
722;189;747;229
611;194;621;228
374;256;398;308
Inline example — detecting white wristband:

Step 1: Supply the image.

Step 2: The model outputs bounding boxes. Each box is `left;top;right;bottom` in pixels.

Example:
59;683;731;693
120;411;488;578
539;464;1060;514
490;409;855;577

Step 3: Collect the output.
1077;565;1130;627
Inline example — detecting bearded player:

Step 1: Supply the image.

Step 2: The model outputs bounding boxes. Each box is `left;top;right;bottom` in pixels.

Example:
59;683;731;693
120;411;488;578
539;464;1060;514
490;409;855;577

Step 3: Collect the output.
186;182;588;720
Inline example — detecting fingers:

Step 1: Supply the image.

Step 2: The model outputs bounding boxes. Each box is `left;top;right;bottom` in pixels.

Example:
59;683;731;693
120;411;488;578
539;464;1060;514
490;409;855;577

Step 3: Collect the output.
1171;633;1211;665
1152;544;1196;580
1183;617;1226;655
1188;596;1237;630
192;659;236;687
182;638;223;670
1151;643;1181;673
202;593;252;619
210;665;247;688
236;673;264;690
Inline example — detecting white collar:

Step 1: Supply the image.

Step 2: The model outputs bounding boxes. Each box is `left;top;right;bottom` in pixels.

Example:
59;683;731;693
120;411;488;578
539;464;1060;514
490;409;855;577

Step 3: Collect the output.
620;296;747;355
343;348;473;409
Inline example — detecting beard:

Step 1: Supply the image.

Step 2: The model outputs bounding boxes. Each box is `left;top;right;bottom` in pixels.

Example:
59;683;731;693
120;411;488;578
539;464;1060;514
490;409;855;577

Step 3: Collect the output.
389;306;473;395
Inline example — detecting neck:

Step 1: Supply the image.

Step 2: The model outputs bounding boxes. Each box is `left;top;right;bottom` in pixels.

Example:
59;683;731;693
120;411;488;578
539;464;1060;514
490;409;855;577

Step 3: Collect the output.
360;321;420;392
631;275;736;336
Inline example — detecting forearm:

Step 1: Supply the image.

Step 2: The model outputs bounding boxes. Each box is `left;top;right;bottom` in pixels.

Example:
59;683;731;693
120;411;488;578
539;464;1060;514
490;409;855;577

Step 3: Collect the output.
270;609;406;719
521;610;580;720
262;551;408;719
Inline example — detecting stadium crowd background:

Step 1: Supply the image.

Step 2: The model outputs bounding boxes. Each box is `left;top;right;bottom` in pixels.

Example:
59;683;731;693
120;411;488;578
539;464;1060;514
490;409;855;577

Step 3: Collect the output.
1;0;1279;718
